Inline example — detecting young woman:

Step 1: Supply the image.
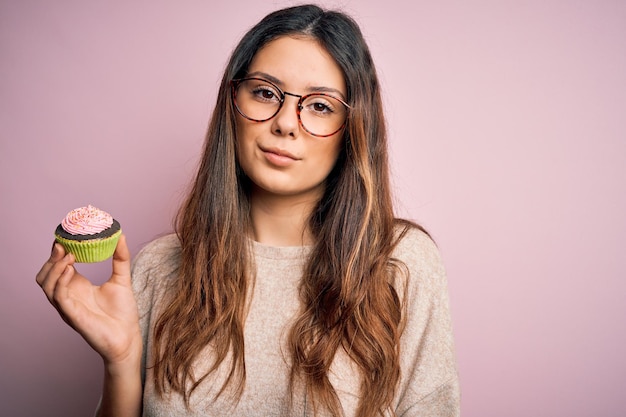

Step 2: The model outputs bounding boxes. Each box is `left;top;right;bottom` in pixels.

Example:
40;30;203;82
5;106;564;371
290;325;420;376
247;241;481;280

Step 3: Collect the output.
36;5;459;416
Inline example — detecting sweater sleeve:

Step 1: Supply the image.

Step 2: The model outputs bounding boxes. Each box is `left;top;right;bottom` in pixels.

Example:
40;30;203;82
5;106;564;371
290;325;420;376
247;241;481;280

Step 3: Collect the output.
94;234;180;416
393;228;461;417
129;234;181;387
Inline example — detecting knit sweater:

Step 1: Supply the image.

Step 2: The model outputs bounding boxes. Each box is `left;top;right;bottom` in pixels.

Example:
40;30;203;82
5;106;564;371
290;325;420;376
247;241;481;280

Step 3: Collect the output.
130;227;460;416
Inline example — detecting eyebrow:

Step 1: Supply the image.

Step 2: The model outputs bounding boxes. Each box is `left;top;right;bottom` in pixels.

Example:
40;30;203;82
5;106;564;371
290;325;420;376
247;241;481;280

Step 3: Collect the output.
246;71;347;100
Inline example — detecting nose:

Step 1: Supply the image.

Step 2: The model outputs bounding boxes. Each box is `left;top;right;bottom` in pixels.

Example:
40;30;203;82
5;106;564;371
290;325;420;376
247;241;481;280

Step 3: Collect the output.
271;94;300;138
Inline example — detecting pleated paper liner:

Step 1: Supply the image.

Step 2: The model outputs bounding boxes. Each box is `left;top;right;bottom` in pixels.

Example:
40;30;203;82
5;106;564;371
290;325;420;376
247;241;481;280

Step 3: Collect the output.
54;229;122;263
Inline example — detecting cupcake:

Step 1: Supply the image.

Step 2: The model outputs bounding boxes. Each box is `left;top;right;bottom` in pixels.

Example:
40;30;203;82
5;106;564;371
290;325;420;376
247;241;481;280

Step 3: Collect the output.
54;205;122;263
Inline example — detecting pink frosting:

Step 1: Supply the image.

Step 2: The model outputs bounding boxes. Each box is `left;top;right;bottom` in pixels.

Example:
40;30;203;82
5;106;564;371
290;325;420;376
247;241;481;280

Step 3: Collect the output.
61;205;114;235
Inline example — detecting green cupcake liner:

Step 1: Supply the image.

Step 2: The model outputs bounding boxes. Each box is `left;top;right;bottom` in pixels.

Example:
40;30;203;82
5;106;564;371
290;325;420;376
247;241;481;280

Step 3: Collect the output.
55;229;122;263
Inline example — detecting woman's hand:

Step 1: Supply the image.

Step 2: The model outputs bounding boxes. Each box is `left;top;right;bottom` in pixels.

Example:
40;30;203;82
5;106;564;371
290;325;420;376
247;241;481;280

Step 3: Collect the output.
36;235;142;366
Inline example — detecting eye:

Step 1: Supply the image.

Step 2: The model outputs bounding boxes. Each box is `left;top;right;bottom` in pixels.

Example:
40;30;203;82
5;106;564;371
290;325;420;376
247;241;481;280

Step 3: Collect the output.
303;95;338;117
250;83;281;103
312;102;332;113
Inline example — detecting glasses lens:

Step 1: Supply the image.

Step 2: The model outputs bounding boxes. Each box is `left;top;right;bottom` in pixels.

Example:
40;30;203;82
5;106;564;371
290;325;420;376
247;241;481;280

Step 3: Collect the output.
234;79;282;121
300;94;348;137
233;79;349;137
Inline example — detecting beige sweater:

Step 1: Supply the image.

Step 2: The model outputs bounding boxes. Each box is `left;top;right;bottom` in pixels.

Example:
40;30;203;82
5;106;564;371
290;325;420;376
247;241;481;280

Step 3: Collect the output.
131;227;460;416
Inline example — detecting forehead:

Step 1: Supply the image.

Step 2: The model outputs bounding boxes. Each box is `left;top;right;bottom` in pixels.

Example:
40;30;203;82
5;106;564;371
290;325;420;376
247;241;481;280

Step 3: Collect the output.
248;36;346;94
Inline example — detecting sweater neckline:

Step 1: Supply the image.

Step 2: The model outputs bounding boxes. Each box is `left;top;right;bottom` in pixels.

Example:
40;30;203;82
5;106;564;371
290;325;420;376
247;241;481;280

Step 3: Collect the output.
250;239;313;260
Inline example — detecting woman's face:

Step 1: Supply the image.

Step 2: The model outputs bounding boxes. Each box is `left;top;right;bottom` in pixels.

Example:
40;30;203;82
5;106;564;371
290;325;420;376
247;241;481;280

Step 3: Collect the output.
235;36;346;203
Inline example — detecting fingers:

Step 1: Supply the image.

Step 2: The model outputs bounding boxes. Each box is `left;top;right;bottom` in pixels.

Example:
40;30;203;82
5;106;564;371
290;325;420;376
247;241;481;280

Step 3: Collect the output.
110;234;132;286
43;263;84;331
37;251;75;305
52;263;79;321
52;263;75;305
50;241;65;262
35;242;66;286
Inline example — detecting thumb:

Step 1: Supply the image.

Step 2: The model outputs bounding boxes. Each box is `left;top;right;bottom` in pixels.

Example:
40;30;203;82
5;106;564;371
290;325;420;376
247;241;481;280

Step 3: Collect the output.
109;234;131;286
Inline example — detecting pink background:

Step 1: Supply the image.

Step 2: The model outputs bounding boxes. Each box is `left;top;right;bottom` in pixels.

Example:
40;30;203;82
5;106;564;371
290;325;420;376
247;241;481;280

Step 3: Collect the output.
2;1;625;416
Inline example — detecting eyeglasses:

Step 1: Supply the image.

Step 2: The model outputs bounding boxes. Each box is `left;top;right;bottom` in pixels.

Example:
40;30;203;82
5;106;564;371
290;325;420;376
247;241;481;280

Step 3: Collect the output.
230;77;350;138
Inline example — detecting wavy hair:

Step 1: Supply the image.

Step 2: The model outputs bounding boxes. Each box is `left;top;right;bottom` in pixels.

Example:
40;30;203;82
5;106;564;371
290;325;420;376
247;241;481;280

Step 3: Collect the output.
152;5;419;416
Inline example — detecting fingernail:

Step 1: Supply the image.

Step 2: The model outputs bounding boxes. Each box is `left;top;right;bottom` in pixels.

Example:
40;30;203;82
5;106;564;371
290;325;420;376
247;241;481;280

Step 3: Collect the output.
51;242;58;255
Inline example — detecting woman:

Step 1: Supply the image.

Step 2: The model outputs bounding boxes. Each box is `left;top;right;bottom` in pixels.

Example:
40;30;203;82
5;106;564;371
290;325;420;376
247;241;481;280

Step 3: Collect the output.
36;4;459;416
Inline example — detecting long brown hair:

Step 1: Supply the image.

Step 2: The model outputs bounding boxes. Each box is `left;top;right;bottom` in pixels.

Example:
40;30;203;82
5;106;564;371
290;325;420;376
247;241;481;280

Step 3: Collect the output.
152;5;417;416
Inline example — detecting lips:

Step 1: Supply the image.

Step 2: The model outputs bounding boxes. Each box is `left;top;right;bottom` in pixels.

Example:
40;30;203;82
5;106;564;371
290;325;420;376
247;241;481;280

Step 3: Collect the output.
260;146;299;160
260;145;300;167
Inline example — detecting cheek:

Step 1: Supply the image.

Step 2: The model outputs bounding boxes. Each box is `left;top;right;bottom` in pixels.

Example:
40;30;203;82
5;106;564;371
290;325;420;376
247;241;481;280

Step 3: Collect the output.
307;140;343;184
321;138;343;169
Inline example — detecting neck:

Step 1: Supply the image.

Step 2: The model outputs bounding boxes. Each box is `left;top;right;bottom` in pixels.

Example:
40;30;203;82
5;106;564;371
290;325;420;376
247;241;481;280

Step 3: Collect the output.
249;188;319;247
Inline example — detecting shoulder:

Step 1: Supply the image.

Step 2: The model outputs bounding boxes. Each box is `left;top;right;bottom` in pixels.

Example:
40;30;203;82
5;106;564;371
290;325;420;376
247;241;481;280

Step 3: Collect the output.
391;224;459;413
132;233;181;269
393;224;444;276
391;223;448;301
131;233;181;297
393;224;440;263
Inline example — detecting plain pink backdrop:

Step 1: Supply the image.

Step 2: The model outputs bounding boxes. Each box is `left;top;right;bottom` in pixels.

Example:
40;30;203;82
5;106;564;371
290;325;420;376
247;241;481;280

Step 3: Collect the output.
1;1;625;416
